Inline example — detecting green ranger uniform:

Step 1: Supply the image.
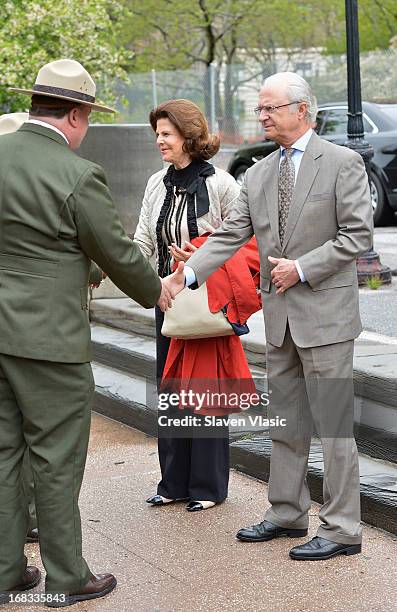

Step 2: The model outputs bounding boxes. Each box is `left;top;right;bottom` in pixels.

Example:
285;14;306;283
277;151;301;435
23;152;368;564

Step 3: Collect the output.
21;449;37;532
0;123;161;593
20;261;103;537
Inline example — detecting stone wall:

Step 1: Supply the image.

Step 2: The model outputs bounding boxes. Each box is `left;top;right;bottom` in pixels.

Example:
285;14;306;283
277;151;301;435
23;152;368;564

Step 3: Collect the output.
77;124;162;298
78;123;162;233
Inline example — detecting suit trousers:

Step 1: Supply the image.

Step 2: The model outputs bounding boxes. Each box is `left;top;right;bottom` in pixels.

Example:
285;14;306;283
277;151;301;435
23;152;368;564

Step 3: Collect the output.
0;354;93;593
264;325;362;545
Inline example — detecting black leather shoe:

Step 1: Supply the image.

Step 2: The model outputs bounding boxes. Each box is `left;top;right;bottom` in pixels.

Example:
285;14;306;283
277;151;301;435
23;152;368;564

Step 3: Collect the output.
26;528;39;543
236;520;308;542
289;536;362;560
0;566;41;604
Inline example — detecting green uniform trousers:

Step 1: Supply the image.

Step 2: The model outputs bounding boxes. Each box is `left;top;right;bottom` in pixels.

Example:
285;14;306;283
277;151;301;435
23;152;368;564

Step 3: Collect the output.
21;448;37;531
0;354;93;593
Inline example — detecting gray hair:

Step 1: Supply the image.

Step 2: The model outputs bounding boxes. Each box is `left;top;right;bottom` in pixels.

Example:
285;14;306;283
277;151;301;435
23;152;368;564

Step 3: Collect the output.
263;72;318;124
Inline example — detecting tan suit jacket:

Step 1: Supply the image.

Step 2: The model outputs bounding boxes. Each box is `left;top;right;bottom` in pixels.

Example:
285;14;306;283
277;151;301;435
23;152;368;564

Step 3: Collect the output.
187;131;373;347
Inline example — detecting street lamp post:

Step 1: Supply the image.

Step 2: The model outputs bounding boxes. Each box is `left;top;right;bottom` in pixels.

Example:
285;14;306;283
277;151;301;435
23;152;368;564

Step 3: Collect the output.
344;0;392;284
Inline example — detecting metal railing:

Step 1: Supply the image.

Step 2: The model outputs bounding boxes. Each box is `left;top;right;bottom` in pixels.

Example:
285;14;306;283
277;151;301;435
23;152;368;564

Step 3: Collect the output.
110;48;397;145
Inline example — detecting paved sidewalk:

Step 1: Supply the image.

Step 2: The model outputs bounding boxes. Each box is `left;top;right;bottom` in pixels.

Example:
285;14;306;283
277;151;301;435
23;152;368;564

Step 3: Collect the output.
14;414;397;612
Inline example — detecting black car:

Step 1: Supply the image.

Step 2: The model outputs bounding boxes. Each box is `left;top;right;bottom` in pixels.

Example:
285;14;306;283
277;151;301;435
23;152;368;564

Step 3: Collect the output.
227;102;397;225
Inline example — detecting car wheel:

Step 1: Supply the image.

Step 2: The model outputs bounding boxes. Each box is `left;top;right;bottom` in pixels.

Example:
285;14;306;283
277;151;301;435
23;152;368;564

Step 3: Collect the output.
233;164;250;186
371;172;393;226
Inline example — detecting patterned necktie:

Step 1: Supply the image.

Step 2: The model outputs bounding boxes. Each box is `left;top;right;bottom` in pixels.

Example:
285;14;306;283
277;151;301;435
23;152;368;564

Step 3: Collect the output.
278;147;295;245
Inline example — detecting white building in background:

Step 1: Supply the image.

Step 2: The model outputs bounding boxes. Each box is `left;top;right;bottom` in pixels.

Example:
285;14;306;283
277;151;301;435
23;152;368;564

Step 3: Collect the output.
217;47;328;142
218;46;397;142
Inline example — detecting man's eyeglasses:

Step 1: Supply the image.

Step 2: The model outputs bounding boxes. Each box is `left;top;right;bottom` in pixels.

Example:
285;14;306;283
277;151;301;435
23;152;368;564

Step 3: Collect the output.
253;101;302;116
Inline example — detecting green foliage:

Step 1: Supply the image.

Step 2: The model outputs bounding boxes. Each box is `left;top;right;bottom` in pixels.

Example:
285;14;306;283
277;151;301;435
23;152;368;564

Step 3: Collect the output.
2;0;396;122
365;276;382;290
119;0;397;137
0;0;132;120
323;0;397;54
121;0;198;71
122;0;397;73
239;433;253;440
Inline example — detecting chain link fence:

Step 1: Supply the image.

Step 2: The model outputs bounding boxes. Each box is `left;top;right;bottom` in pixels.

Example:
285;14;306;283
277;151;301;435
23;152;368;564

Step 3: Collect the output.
111;48;397;145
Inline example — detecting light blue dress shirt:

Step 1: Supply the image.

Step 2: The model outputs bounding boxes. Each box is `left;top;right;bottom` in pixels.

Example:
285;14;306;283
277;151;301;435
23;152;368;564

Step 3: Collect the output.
184;128;314;286
279;128;313;282
184;265;197;287
279;128;313;181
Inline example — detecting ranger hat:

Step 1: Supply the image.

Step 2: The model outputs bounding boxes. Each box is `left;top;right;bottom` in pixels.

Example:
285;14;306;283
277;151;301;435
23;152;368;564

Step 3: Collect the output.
0;112;29;135
9;59;115;113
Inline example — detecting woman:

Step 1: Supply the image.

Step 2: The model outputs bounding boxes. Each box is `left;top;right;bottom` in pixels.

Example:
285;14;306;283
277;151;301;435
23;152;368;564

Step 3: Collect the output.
134;99;248;511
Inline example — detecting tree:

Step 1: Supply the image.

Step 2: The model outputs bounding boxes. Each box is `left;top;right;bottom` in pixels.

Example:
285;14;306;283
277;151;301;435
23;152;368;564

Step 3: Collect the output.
216;0;326;138
120;0;397;136
309;0;397;54
120;0;333;136
122;0;276;130
0;0;131;120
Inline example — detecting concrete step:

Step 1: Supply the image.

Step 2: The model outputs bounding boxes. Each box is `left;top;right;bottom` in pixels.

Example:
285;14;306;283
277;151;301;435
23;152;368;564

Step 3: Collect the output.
92;324;156;382
230;436;397;537
91;321;397;464
91;298;156;339
91;322;267;380
92;361;397;536
90;297;397;393
92;363;159;437
92;362;269;440
90;298;266;366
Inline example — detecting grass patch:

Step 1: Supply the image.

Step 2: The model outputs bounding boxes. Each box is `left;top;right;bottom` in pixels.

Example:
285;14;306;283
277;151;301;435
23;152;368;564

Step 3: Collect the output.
239;433;253;440
365;275;382;290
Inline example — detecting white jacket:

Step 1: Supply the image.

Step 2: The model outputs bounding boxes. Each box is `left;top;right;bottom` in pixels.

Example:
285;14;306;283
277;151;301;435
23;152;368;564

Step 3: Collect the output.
134;166;240;262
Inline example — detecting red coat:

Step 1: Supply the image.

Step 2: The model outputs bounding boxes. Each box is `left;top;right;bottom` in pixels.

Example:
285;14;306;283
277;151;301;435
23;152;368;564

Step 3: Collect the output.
161;236;261;416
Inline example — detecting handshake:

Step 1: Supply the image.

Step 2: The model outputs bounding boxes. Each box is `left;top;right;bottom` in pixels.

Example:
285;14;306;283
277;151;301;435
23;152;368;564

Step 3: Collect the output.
157;261;186;312
156;240;198;311
155;250;302;311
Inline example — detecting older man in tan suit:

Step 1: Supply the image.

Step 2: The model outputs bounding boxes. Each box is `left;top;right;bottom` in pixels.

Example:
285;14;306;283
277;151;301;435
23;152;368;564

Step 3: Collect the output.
165;72;373;560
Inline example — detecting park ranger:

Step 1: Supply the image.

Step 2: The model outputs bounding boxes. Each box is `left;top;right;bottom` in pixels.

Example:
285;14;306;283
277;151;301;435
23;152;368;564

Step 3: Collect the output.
0;112;108;550
0;112;39;546
0;59;168;607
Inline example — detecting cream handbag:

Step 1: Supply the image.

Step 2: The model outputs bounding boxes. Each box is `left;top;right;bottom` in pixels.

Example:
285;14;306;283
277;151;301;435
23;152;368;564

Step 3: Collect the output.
161;283;234;340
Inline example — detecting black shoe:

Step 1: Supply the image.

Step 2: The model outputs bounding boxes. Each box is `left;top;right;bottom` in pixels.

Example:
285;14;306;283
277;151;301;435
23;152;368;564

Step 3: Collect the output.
289;536;362;560
186;501;216;512
236;520;308;542
26;528;39;543
146;495;189;506
146;495;173;506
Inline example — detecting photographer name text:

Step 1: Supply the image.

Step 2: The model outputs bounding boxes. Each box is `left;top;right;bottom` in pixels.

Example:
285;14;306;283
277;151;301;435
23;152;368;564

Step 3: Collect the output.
158;415;287;427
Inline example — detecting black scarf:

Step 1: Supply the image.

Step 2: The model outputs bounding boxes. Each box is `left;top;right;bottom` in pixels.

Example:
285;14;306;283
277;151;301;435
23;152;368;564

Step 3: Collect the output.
156;160;215;277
